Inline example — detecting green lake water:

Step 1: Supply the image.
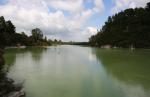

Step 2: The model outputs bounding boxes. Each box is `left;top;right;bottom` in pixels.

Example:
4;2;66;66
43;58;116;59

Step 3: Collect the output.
4;45;150;97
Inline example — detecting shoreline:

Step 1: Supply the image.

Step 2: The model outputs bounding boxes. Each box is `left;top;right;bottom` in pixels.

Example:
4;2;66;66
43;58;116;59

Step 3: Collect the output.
0;48;25;97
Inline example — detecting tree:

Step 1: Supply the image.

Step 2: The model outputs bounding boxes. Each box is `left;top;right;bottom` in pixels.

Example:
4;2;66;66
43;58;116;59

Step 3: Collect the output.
146;2;150;11
5;20;15;34
31;28;43;43
0;16;52;47
0;17;16;46
89;2;150;48
0;16;6;48
0;16;6;33
4;21;16;46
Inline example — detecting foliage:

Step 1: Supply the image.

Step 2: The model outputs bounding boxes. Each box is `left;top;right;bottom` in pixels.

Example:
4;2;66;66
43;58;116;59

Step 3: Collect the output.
89;2;150;48
0;16;52;47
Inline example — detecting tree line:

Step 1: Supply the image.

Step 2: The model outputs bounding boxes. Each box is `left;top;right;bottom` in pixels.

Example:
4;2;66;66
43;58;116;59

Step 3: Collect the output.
0;16;63;48
89;2;150;48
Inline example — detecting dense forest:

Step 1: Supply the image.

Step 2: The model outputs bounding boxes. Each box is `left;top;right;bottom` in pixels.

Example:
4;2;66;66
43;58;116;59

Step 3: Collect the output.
89;2;150;48
0;16;64;48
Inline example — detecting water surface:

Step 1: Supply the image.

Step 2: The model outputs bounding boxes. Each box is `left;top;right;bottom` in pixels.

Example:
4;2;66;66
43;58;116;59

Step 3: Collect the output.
4;45;150;97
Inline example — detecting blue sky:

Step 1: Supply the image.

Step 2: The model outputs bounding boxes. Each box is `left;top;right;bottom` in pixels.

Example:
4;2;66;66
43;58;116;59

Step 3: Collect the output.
86;0;112;29
0;0;149;41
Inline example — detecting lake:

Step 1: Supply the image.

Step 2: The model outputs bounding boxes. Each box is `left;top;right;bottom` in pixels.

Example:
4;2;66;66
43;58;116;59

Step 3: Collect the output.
4;45;150;97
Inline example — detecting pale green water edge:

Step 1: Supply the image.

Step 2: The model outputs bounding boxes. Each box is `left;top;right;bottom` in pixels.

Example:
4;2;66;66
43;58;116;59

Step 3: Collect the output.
4;45;150;97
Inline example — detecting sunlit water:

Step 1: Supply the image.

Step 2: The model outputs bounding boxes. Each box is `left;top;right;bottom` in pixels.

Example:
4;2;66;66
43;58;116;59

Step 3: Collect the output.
4;45;150;97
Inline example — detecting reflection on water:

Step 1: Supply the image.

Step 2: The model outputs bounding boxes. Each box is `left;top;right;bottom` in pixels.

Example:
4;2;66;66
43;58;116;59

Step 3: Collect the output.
94;48;150;97
4;45;150;97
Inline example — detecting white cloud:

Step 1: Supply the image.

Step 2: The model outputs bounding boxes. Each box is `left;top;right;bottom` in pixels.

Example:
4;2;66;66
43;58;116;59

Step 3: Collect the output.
0;0;104;41
94;0;105;13
62;27;97;42
70;26;97;42
85;27;98;35
48;0;84;14
111;0;150;14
